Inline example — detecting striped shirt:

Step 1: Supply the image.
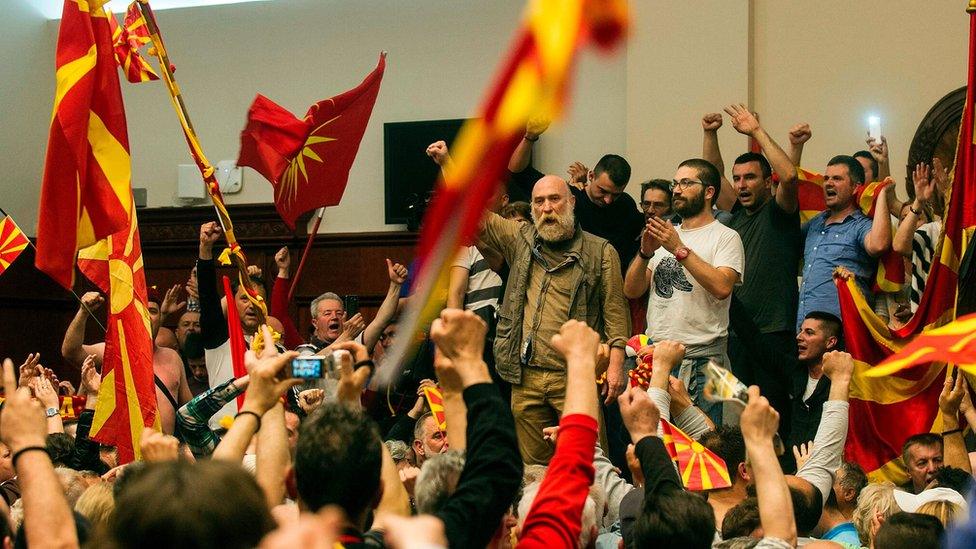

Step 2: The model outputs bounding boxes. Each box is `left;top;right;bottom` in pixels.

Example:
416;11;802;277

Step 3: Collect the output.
910;221;941;311
453;246;503;324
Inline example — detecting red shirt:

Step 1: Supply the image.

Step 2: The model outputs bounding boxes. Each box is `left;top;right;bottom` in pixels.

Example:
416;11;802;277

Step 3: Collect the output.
518;414;598;548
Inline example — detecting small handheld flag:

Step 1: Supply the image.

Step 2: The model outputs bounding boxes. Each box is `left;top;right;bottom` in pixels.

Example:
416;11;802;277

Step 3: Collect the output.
660;419;732;491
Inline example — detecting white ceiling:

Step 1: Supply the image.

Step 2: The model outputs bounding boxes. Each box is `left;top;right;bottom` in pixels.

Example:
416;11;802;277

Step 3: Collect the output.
36;0;273;20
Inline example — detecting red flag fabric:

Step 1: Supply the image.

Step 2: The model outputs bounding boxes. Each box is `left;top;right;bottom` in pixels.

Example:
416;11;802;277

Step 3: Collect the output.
422;386;448;431
108;2;159;83
796;167;826;224
36;0;133;289
238;54;386;229
222;276;248;409
87;206;158;464
660;419;731;491
0;215;29;276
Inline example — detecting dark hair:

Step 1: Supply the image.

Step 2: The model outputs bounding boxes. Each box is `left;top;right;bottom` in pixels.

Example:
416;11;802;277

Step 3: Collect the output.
852;150;879;181
106;461;274;549
803;310;843;349
640;179;673;203
46;433;75;467
827;155;865;185
182;332;205;360
678;158;722;203
733;152;772;179
500;201;532;221
874;512;944;549
295;403;383;518
790;483;824;536
930;465;972;494
700;426;746;473
593;154;632;187
633;489;715;549
901;433;944;467
721;497;761;539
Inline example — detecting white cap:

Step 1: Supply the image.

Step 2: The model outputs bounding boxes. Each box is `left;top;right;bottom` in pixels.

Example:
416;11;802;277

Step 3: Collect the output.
892;487;968;513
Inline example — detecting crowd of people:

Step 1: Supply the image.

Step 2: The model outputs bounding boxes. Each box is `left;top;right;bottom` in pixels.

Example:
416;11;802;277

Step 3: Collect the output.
1;104;974;549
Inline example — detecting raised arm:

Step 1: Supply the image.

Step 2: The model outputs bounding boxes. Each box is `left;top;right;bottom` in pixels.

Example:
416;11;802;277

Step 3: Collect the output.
197;222;229;349
725;104;798;213
894;163;936;257
701;112;736;211
507;116;549;173
741;386;797;546
787;123;812;167
938;372;973;473
863;181;893;257
796;351;853;502
61;292;106;368
177;376;248;458
362;259;408;351
0;359;78;548
270;247;303;349
646;216;740;299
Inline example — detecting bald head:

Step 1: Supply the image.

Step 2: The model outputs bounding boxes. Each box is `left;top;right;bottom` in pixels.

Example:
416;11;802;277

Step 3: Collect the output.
532;175;573;202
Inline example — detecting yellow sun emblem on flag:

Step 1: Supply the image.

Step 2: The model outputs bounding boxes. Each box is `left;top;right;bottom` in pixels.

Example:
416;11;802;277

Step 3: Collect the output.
279;114;340;207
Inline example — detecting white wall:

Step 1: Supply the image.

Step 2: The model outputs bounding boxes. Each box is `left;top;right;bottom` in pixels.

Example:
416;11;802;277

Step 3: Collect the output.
0;2;55;234
3;0;972;235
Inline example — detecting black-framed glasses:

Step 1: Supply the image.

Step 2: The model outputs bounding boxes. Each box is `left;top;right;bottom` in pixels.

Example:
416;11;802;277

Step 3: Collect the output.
670;179;704;191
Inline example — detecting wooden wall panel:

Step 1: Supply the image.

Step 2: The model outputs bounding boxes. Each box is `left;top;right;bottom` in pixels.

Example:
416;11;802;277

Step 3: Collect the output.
0;204;416;380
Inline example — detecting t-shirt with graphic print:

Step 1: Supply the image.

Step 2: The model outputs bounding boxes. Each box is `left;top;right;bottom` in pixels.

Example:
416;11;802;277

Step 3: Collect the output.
644;219;744;347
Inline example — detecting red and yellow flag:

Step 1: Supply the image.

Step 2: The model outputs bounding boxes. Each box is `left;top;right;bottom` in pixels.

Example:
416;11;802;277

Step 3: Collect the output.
80;204;157;464
36;0;133;289
109;2;159;83
796;167;826;224
0;215;29;276
238;54;386;229
835;6;976;483
871;313;976;376
423;385;448;432
377;0;628;382
660;419;731;491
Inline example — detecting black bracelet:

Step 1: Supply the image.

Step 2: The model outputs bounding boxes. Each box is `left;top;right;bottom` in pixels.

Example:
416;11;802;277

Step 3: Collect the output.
12;446;49;468
523;134;539;142
638;249;654;260
234;411;262;431
942;428;963;436
354;359;375;370
909;205;922;215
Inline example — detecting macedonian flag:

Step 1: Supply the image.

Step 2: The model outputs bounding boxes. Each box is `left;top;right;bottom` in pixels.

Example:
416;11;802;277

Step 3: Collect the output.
237;53;386;229
660;419;731;491
0;215;29;276
36;0;133;289
835;5;976;483
81;204;158;464
108;1;159;84
423;385;448;432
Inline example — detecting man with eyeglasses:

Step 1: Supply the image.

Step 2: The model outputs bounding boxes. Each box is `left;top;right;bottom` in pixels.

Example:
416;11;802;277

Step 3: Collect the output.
701;106;801;435
639;179;674;222
623;159;744;424
507;121;645;272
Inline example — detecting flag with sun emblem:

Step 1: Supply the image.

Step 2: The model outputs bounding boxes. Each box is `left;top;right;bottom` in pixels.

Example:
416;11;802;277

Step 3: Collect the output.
0;215;29;276
237;54;385;229
660;418;732;491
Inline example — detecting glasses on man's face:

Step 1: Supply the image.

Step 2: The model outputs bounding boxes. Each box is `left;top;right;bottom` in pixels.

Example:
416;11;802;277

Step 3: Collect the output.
670;179;704;192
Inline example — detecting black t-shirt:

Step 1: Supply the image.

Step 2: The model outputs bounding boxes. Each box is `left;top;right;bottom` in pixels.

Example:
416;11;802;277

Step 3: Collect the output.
725;197;802;333
510;166;644;271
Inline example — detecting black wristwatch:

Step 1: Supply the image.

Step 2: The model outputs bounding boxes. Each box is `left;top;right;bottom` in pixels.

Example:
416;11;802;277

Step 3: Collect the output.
638;249;654;260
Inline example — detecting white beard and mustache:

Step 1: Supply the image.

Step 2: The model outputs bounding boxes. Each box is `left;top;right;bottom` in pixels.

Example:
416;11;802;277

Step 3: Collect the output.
532;207;576;242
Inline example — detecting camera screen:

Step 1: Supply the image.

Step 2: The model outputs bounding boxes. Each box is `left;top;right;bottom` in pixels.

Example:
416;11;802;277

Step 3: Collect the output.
291;357;323;379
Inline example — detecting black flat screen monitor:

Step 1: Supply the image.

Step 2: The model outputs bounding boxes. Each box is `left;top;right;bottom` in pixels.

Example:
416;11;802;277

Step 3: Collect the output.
383;118;467;225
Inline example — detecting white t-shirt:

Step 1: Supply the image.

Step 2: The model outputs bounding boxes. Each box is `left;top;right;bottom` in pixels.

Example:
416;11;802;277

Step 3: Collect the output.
451;246;503;315
644;220;744;347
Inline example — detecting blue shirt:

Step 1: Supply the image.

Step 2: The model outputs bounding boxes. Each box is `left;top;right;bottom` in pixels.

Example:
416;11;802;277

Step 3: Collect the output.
822;521;861;548
798;210;874;328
